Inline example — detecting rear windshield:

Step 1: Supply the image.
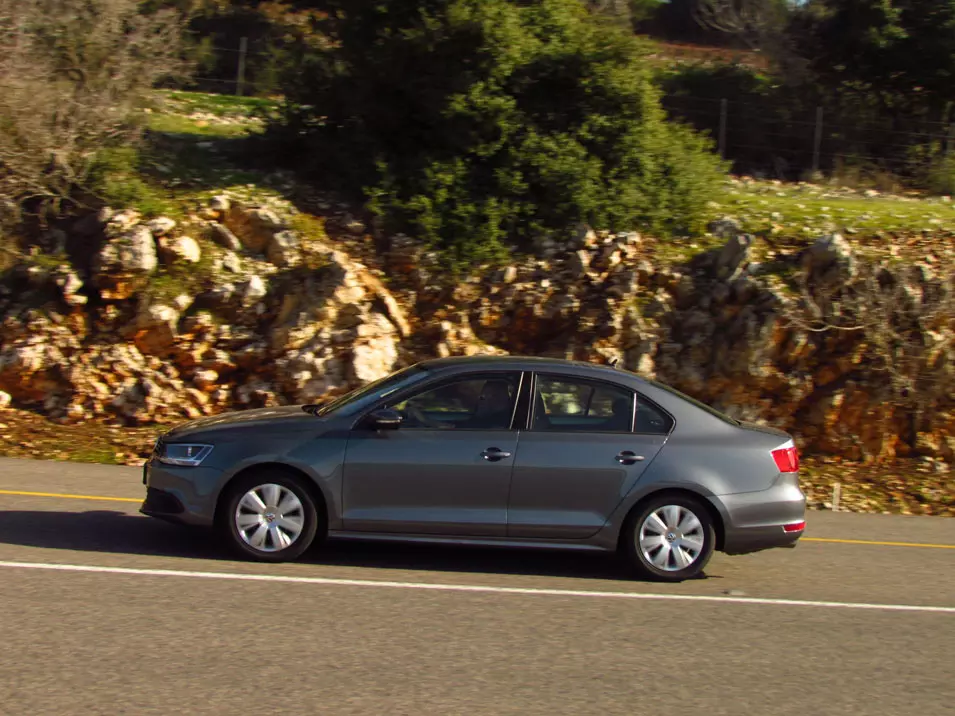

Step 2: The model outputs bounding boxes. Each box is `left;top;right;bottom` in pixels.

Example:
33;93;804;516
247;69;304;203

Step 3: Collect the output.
643;378;741;426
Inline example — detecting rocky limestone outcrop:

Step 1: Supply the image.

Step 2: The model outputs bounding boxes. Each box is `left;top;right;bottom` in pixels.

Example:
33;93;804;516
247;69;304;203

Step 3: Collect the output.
1;195;952;466
0;193;410;423
381;224;953;464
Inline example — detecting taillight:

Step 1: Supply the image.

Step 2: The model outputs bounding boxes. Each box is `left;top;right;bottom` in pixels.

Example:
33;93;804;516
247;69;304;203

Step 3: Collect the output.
783;521;806;533
772;445;799;473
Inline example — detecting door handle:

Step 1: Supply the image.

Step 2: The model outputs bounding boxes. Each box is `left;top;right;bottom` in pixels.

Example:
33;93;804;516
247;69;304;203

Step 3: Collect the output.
482;447;512;461
615;451;645;465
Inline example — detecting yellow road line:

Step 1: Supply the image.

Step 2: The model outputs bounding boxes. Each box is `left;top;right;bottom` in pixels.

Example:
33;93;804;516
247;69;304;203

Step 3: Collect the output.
802;537;955;550
0;489;141;504
0;490;952;549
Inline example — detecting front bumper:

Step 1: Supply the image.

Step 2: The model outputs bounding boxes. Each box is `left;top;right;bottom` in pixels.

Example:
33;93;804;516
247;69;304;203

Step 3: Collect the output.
140;458;223;527
713;472;807;555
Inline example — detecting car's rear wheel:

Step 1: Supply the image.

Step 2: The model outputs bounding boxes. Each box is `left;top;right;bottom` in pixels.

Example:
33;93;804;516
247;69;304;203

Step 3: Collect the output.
219;471;320;562
624;494;715;582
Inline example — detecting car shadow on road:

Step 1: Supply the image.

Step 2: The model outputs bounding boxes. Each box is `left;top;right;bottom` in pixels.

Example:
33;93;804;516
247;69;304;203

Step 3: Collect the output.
0;509;719;583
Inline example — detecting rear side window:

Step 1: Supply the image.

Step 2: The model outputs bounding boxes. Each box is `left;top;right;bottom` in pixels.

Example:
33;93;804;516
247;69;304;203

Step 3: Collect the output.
635;395;674;435
533;376;634;433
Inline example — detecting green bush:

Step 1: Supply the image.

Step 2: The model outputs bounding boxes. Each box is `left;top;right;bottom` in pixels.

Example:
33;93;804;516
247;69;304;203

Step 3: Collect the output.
271;0;727;273
924;156;955;196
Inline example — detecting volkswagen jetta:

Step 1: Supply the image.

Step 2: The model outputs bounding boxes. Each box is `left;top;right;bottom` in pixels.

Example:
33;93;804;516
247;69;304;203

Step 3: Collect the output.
141;356;806;582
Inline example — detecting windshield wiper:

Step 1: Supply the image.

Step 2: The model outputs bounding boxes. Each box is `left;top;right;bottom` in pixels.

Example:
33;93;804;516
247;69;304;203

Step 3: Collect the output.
301;403;325;416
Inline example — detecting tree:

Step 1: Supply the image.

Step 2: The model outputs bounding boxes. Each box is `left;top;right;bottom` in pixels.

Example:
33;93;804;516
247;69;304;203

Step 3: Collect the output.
799;0;955;115
693;0;791;50
0;0;191;220
272;0;726;272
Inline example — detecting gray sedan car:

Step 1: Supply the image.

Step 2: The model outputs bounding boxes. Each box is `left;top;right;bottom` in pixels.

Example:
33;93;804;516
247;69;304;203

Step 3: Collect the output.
142;356;806;582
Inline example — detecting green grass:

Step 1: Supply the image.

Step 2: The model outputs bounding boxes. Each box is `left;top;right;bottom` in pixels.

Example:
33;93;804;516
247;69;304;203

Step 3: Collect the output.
145;112;255;138
91;90;278;217
710;179;955;240
287;213;328;242
154;90;279;118
144;247;220;305
140;89;278;141
69;447;122;465
652;234;724;264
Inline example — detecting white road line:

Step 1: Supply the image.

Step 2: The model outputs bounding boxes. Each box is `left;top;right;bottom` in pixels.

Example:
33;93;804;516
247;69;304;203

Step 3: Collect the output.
1;560;953;614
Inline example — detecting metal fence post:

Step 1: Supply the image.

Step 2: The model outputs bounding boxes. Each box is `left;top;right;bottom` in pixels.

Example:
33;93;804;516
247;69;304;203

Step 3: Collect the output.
812;106;823;175
236;37;248;96
719;98;728;159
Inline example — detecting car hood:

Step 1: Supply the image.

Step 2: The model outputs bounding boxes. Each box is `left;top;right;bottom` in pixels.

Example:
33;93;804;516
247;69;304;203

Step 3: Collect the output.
164;405;318;440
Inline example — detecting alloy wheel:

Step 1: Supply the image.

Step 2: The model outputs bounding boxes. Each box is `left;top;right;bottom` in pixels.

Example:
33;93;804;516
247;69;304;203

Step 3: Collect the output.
637;504;706;572
234;483;306;553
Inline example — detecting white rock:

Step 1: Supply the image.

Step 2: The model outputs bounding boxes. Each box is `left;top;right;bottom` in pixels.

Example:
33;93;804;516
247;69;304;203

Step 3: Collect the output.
194;369;219;391
209;223;242;251
98;225;158;274
350;313;399;383
147;217;177;236
209;195;231;213
107;210;142;234
266;230;301;267
243;275;268;302
166;235;202;263
133;305;180;356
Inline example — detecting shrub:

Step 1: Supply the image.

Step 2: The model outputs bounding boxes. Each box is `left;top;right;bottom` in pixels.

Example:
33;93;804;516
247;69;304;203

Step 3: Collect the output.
271;0;727;273
0;0;190;218
923;156;955;197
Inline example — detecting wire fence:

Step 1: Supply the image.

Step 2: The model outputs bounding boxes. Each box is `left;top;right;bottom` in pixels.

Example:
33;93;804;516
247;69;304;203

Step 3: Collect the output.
661;94;955;181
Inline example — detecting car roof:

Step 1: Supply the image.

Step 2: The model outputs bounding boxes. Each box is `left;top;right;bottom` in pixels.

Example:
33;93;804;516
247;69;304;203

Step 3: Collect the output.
411;355;745;430
417;355;648;382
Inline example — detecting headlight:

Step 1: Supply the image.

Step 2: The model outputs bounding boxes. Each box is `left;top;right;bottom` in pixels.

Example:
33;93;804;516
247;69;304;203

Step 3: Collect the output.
157;443;214;467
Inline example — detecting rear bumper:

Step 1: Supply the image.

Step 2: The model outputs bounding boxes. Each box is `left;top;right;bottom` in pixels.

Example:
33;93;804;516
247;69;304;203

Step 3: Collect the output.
712;472;807;555
721;523;803;555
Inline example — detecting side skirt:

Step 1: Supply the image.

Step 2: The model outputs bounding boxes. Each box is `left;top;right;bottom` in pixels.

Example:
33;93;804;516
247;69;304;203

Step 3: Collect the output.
327;530;613;553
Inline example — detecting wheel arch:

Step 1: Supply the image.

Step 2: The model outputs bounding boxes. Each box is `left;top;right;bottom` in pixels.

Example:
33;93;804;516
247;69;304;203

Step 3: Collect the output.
615;487;726;553
214;461;330;538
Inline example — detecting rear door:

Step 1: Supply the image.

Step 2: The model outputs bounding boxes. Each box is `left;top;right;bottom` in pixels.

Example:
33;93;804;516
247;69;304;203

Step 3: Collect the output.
506;372;672;540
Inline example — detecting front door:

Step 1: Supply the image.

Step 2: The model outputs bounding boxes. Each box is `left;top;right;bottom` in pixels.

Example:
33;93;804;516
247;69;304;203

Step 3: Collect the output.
342;372;523;536
507;374;669;539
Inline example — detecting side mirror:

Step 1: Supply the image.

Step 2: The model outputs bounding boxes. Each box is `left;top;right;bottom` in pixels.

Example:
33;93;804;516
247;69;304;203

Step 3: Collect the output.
366;408;403;430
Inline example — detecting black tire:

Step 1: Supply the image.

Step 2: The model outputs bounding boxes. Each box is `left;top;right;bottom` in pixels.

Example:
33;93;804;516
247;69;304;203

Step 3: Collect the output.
623;494;716;582
217;470;321;563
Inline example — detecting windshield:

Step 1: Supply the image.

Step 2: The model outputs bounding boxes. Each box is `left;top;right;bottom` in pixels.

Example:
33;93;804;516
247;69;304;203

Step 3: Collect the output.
643;378;741;426
316;364;430;417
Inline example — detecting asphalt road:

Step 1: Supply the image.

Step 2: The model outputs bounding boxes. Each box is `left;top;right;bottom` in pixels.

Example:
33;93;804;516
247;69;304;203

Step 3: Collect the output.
0;457;952;715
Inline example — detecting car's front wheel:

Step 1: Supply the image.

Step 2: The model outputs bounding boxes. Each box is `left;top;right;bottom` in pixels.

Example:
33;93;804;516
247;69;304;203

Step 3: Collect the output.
219;471;320;562
624;495;715;582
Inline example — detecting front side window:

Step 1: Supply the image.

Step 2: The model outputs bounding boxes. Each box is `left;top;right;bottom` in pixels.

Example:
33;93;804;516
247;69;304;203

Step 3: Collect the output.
318;364;431;417
533;376;634;433
387;374;521;430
